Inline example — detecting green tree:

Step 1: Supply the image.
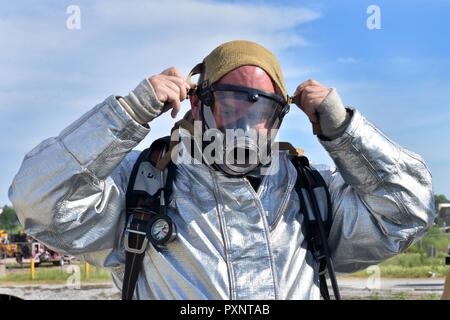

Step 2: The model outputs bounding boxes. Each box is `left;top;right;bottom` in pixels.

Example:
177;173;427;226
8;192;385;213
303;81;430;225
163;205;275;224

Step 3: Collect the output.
406;194;450;257
435;194;449;206
0;205;22;233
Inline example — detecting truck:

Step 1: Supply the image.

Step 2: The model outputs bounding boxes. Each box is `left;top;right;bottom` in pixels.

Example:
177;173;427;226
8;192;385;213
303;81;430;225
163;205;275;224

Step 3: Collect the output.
11;233;75;266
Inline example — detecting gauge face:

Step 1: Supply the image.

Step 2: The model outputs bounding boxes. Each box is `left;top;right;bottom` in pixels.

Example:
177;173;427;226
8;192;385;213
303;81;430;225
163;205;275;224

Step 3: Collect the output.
147;214;176;246
150;218;170;241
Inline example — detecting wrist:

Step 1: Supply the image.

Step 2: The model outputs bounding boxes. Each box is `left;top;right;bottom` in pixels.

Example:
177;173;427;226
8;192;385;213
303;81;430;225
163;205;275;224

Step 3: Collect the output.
317;88;351;140
120;79;166;124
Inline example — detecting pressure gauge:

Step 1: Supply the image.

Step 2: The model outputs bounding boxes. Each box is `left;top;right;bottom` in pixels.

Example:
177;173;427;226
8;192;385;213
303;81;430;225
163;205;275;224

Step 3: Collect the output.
146;214;177;246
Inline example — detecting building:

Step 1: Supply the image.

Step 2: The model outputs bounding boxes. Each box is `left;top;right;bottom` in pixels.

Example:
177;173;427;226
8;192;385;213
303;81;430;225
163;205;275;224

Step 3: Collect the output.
439;203;450;226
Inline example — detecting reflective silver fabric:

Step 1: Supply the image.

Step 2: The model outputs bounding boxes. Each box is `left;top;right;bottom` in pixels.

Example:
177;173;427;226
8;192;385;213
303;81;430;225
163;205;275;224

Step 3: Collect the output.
9;95;436;300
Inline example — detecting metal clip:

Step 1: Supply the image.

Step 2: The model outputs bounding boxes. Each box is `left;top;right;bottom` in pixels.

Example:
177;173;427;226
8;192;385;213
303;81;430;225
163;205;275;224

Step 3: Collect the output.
124;214;148;254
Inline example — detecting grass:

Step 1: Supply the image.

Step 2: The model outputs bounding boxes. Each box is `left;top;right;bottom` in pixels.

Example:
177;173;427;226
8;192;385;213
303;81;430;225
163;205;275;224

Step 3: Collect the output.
349;252;449;278
364;291;442;300
2;227;448;283
0;264;112;284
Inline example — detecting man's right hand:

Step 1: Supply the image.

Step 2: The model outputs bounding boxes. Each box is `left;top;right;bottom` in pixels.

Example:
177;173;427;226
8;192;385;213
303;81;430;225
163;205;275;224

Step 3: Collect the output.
149;67;192;119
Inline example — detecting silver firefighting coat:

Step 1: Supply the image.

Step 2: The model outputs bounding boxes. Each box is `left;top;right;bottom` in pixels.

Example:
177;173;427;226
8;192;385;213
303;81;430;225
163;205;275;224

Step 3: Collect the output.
9;95;435;300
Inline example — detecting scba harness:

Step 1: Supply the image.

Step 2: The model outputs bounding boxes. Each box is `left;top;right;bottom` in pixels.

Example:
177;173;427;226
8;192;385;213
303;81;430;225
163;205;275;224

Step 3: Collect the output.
121;136;341;300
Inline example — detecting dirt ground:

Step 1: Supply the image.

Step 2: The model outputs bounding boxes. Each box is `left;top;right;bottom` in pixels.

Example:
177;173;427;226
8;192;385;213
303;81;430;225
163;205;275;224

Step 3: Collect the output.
0;282;120;300
0;277;445;300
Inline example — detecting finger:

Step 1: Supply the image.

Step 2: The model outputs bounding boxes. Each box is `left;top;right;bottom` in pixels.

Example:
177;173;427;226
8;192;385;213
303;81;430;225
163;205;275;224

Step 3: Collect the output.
308;88;332;104
296;86;324;102
293;84;305;97
161;67;182;78
293;84;309;98
159;83;176;105
151;83;167;102
164;76;189;100
294;79;325;97
301;89;309;109
308;79;323;87
305;92;328;101
292;86;308;106
167;77;187;101
301;87;330;106
170;96;182;118
296;80;314;91
302;85;326;93
164;75;187;85
303;93;325;109
164;80;183;100
162;83;182;118
178;83;187;101
162;75;191;98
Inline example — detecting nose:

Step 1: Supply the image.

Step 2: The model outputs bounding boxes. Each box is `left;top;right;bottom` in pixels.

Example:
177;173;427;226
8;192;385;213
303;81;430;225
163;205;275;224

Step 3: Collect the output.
234;117;252;131
254;123;268;132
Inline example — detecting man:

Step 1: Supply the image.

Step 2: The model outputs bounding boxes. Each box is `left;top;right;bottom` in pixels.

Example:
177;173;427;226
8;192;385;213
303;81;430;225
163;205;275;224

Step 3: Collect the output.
9;40;435;299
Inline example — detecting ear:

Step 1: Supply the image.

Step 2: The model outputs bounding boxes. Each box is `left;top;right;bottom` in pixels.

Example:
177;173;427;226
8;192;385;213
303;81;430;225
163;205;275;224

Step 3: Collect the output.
190;95;200;120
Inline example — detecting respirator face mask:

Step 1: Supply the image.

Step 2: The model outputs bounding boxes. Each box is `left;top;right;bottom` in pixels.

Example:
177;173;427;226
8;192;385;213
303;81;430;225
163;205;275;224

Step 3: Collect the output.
196;82;290;177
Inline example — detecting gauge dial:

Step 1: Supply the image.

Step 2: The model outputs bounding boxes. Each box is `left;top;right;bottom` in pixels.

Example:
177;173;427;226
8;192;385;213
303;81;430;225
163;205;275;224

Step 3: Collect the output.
150;218;170;241
147;214;176;246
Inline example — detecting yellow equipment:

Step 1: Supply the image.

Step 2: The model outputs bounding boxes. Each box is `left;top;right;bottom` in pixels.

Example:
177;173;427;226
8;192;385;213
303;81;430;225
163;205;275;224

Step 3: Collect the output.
0;230;19;258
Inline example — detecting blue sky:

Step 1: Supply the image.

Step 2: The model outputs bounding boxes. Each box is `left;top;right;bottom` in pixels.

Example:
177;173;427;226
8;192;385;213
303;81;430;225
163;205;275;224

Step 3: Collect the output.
1;0;450;206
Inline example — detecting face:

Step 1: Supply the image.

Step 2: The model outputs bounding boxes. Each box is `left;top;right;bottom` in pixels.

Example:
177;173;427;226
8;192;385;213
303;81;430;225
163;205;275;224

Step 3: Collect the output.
190;65;278;130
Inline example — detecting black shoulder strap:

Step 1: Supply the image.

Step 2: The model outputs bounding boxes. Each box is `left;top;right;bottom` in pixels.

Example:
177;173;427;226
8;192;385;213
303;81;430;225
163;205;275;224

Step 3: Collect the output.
122;136;173;300
291;155;341;300
122;140;339;300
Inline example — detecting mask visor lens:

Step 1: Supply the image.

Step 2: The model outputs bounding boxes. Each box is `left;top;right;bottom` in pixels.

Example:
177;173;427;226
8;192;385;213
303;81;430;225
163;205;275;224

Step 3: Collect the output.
206;91;285;132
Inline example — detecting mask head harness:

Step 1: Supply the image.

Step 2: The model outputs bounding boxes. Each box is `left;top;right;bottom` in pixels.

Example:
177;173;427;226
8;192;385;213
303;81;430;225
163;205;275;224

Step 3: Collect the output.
187;63;291;177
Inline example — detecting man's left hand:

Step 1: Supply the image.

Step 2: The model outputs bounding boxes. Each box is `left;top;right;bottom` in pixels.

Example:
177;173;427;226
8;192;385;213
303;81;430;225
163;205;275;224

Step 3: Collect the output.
292;79;351;139
292;79;331;124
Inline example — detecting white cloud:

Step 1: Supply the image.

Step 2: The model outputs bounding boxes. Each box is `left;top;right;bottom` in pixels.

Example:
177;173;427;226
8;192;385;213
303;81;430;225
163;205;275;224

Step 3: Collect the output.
0;0;320;61
0;0;321;109
92;0;320;37
0;1;322;205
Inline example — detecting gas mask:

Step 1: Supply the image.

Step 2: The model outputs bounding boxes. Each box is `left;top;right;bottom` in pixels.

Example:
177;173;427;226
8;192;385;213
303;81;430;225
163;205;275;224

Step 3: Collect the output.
195;81;290;177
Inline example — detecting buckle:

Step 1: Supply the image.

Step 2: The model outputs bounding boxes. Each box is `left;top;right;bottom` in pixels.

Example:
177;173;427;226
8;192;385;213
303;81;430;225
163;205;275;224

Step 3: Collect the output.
318;269;327;276
124;214;148;254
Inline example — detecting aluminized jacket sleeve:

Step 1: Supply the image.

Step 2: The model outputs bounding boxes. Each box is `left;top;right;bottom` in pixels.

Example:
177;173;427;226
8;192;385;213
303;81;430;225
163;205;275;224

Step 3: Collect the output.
318;109;436;272
8;95;149;261
8;79;436;298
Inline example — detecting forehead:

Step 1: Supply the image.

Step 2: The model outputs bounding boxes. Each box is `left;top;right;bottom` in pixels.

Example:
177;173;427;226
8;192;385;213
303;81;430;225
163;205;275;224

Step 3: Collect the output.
217;65;275;93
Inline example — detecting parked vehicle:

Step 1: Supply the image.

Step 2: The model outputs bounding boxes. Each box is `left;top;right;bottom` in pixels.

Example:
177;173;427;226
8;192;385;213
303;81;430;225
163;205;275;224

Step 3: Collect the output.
15;238;75;266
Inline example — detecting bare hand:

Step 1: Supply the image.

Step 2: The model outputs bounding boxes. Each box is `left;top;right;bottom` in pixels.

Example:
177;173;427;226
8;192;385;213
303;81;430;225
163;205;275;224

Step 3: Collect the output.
293;79;331;124
149;67;191;118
